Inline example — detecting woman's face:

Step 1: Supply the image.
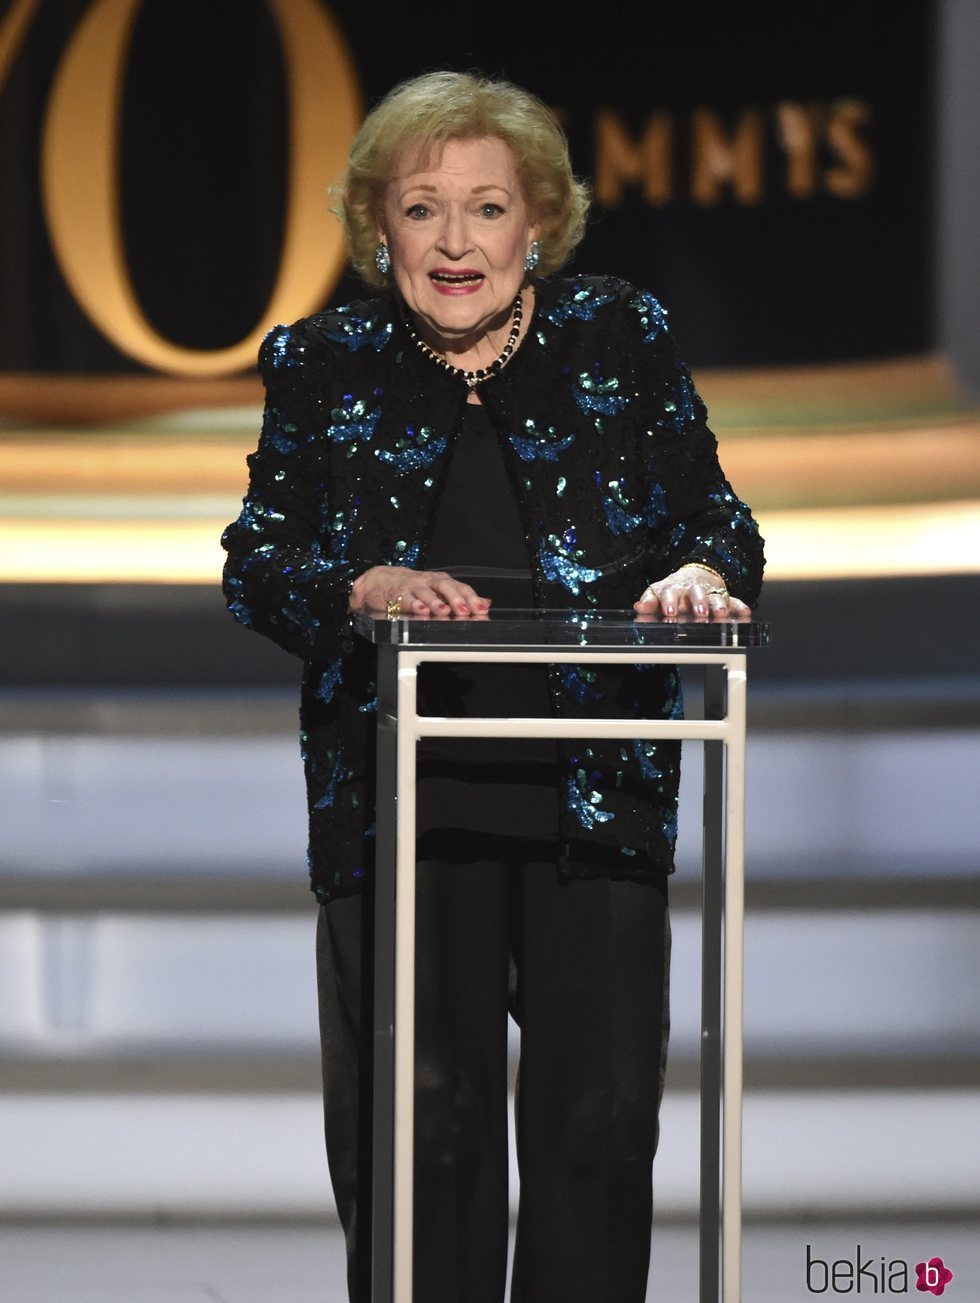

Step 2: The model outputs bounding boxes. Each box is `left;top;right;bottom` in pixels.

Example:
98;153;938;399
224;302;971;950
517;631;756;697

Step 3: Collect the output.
380;136;538;354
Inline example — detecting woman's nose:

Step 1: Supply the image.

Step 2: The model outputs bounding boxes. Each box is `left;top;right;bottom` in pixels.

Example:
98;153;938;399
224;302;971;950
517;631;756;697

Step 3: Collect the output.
436;208;471;257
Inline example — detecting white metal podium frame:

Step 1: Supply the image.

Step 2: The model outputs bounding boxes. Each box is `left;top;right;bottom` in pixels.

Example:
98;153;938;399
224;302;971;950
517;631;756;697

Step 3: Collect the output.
358;612;765;1303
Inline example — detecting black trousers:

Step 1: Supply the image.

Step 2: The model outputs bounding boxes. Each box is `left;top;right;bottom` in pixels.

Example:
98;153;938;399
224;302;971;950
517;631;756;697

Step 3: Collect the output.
316;849;671;1303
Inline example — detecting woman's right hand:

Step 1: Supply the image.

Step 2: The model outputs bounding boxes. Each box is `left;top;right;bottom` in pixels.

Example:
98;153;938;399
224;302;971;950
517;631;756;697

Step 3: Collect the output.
348;566;491;618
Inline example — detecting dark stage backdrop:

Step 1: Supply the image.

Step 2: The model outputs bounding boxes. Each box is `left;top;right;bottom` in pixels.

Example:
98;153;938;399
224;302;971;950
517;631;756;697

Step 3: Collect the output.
0;0;936;390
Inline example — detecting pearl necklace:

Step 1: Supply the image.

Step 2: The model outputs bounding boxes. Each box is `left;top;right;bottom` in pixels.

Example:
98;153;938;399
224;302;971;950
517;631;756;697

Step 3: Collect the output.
405;292;523;389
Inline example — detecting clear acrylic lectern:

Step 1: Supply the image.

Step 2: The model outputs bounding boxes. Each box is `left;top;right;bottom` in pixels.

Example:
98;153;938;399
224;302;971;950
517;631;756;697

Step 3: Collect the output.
352;608;770;1303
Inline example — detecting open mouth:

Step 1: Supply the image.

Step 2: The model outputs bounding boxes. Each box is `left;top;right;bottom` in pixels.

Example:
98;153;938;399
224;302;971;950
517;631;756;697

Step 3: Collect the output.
429;272;484;286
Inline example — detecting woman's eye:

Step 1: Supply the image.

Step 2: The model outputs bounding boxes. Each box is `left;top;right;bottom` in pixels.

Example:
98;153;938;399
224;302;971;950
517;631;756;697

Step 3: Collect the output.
405;204;429;219
478;203;504;217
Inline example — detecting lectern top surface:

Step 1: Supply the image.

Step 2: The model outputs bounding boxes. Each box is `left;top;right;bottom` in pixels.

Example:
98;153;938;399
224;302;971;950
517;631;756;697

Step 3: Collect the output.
353;608;769;649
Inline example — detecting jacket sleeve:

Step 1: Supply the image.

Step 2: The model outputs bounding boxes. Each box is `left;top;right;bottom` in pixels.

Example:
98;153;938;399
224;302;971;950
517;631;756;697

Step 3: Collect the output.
220;322;360;659
624;288;765;606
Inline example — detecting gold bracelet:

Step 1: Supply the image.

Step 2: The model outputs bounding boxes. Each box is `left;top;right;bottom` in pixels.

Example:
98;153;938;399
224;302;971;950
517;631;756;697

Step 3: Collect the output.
678;561;726;586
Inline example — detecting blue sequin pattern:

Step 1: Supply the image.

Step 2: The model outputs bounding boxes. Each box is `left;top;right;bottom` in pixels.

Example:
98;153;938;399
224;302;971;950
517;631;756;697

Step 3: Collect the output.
267;325;302;368
312;747;348;810
599;475;643;535
321;307;393;354
389;540;420;566
314;658;343;705
567;768;616;829
684;487;761;584
236;497;285;532
540;282;619;326
375;426;447;475
631;739;664;782
659;371;698;434
327;395;380;445
508;420;577;463
595;473;670;536
225;574;252;628
268;417;303;456
661;803;679;846
539;528;603;595
628;290;670;343
279;587;321;638
571;370;631;417
558;665;603;704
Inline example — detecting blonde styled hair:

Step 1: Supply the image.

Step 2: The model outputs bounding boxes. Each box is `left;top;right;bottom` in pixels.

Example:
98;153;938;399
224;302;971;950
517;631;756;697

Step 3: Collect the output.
337;71;591;286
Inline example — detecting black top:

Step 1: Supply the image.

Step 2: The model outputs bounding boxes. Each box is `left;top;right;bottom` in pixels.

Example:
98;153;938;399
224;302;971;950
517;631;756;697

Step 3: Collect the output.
417;400;558;847
426;400;530;576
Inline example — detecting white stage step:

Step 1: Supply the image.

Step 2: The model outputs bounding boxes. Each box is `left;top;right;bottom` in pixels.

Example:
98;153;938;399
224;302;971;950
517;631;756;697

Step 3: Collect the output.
0;907;976;1059
0;1088;976;1219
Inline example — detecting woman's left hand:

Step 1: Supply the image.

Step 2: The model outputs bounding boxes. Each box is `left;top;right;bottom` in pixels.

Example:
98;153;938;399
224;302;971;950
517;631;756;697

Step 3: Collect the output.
633;564;751;620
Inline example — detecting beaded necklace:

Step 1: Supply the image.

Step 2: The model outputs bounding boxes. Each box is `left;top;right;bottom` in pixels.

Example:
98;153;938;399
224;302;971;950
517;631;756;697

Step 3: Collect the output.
405;292;523;389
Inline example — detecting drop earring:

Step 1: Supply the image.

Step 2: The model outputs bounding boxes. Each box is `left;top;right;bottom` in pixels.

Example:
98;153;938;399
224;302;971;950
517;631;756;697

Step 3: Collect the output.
375;242;391;275
524;239;541;273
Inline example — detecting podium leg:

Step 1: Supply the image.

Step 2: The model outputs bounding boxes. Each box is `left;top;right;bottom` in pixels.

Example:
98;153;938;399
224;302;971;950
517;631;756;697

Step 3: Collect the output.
372;645;397;1303
722;666;747;1303
700;664;724;1303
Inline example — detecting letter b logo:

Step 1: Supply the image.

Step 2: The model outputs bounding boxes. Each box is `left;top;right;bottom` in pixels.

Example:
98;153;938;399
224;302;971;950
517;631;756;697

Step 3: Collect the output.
806;1245;829;1293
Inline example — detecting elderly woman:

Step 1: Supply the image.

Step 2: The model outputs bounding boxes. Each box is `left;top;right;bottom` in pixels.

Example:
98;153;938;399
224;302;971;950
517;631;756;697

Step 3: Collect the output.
222;71;763;1303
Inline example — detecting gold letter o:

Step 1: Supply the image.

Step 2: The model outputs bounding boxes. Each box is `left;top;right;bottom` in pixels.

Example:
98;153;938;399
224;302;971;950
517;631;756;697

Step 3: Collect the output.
40;0;361;377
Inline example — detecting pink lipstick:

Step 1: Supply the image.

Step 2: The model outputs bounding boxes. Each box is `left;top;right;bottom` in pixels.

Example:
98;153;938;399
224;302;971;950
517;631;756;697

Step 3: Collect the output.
429;269;485;294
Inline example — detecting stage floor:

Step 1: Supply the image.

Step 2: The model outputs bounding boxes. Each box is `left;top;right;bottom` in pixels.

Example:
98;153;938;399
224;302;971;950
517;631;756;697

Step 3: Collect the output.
0;1219;976;1303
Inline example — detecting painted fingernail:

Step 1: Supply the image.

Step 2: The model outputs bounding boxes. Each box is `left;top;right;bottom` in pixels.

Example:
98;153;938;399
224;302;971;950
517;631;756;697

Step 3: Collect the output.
456;603;469;613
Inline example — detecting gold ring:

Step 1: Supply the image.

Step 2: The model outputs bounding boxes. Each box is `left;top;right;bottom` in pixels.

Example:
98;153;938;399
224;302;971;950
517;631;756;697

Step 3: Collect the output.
385;594;404;618
704;587;728;598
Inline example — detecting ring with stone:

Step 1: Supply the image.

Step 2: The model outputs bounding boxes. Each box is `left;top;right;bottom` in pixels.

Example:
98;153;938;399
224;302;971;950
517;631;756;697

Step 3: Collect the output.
385;594;405;618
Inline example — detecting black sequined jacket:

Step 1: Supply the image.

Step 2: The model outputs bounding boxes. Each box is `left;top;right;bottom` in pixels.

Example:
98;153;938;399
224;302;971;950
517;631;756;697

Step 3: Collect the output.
221;275;765;901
